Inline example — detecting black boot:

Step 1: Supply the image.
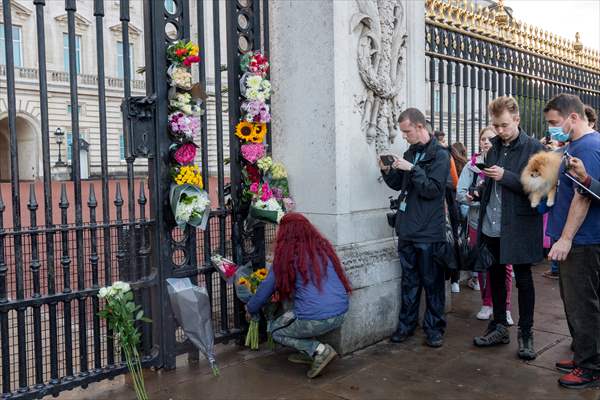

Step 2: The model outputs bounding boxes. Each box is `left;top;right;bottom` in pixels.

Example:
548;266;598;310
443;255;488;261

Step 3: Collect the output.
473;322;510;347
518;329;536;360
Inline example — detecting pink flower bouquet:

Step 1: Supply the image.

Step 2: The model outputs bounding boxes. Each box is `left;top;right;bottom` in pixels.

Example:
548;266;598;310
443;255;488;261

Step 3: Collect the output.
168;111;200;141
211;255;238;284
172;143;197;165
241;143;266;164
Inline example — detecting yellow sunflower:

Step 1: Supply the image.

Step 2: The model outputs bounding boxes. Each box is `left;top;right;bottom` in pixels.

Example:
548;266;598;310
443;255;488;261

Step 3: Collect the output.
235;121;256;142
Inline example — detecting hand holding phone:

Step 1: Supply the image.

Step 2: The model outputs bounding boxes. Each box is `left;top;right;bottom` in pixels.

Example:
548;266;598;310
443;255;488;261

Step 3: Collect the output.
380;155;396;167
475;162;487;171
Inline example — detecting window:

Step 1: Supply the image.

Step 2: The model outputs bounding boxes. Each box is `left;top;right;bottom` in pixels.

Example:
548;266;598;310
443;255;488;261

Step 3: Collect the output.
0;24;23;67
117;42;134;79
63;33;82;74
120;134;126;160
165;0;176;14
66;133;73;162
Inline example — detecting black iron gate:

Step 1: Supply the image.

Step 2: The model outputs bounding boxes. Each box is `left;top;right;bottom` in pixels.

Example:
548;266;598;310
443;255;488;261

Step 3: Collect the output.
0;0;269;398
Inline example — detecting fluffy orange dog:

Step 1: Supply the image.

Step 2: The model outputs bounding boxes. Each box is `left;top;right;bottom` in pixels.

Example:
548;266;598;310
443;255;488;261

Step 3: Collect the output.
521;151;562;208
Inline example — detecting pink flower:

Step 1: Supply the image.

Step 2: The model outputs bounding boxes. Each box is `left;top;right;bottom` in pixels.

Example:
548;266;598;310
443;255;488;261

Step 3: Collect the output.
173;143;197;165
249;182;259;193
222;262;236;278
260;183;273;201
241;143;266;164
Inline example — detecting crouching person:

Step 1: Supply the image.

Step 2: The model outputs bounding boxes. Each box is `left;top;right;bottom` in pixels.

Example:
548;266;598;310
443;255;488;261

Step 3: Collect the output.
246;213;352;378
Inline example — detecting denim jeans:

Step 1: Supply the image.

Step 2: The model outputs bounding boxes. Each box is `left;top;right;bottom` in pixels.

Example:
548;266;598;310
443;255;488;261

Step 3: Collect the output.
269;311;345;356
396;240;446;338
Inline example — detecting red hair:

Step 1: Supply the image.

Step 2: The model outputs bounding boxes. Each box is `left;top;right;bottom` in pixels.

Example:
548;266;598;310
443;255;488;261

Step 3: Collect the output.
272;213;352;300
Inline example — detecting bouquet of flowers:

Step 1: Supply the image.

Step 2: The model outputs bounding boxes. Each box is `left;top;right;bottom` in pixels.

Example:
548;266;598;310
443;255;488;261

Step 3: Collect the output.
170;184;210;229
168;111;200;141
241;143;266;164
168;66;193;90
172;164;203;187
234;121;267;143
241;51;270;77
167;40;201;67
210;255;238;284
241;73;272;102
171;143;197;165
234;264;269;350
170;92;203;116
250;197;285;224
241;100;271;123
98;282;150;400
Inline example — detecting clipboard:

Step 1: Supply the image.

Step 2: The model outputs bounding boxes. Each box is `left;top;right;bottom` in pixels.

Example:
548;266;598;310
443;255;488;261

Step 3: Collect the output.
563;173;600;201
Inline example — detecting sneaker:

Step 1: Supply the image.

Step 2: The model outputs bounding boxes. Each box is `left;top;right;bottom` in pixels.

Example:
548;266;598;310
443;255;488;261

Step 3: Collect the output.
517;329;536;360
467;278;480;291
558;367;600;389
506;311;514;326
288;352;313;365
476;306;493;320
543;270;559;280
390;329;413;343
473;322;510;347
307;344;337;379
556;359;577;373
425;334;444;348
451;282;460;293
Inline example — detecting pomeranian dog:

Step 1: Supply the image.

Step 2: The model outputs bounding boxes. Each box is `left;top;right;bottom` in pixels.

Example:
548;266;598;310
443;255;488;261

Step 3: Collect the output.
521;151;562;208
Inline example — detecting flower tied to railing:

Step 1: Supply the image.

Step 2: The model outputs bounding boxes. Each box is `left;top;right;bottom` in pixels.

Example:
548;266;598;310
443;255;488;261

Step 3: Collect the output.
234;51;294;224
98;282;150;400
166;40;210;229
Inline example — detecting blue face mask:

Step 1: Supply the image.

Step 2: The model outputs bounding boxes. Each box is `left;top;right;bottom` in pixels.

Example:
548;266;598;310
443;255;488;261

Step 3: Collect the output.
548;126;570;142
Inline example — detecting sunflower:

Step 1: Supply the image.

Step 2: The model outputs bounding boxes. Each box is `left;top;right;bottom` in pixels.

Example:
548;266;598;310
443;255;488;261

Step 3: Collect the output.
235;121;256;142
238;277;249;286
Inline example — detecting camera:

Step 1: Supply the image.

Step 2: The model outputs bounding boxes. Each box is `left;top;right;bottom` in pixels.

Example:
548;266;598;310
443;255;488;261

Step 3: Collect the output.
387;196;399;228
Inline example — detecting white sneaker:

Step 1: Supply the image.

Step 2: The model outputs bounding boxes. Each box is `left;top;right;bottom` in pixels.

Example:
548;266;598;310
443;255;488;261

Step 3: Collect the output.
451;282;460;293
506;311;514;326
467;278;480;291
476;306;493;320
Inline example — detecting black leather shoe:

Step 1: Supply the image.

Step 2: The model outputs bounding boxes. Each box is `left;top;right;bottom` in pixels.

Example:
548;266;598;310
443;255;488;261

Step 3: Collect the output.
425;335;444;348
390;329;413;343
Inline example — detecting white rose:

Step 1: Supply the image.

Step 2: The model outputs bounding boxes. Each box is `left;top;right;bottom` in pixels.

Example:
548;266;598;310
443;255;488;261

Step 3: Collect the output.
98;287;108;298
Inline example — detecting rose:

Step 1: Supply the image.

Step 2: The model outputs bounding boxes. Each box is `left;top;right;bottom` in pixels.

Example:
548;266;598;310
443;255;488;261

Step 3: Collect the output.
112;281;131;293
173;143;197;165
260;183;273;201
250;182;259;193
246;164;260;183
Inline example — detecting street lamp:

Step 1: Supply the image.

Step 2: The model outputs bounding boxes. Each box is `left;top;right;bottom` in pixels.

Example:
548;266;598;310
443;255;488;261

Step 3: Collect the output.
54;127;66;166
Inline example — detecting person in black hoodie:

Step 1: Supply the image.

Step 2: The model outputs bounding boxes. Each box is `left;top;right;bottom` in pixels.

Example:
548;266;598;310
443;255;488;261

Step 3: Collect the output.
379;108;450;348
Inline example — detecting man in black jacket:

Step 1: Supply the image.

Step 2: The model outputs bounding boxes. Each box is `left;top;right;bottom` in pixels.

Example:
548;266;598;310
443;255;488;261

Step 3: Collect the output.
473;96;544;360
380;108;450;348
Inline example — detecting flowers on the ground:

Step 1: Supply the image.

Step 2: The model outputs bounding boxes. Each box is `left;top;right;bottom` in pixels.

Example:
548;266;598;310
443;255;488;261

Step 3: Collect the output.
241;143;267;164
172;143;197;165
169;111;201;141
167;40;201;67
98;282;150;400
172;165;203;187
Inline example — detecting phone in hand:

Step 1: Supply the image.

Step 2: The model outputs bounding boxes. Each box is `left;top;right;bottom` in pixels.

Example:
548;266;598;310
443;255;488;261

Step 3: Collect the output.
563;151;572;170
475;162;487;170
380;155;396;167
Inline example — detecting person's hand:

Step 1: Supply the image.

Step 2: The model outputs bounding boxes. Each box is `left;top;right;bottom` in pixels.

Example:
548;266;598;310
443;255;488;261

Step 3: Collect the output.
483;165;504;181
466;193;474;203
378;157;391;173
548;237;572;261
392;158;414;171
568;157;588;182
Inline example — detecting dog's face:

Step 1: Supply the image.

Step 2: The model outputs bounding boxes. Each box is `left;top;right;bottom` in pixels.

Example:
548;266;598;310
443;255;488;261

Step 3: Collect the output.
526;157;548;179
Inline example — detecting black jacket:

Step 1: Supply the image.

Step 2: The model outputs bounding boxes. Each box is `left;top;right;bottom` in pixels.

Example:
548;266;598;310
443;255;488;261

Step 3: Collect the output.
477;130;545;264
382;137;450;243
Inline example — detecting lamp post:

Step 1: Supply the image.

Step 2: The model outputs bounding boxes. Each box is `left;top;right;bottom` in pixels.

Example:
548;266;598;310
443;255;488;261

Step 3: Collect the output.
54;127;66;167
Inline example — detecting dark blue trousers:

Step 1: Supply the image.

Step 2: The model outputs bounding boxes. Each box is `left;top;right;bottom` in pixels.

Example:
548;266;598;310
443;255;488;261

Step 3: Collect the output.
397;240;447;338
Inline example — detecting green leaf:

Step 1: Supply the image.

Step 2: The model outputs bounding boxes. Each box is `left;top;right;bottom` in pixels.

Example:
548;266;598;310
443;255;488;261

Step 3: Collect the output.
135;310;144;321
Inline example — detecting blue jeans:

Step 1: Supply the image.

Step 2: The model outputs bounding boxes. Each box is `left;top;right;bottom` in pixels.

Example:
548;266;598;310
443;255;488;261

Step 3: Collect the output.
269;311;345;356
396;240;446;338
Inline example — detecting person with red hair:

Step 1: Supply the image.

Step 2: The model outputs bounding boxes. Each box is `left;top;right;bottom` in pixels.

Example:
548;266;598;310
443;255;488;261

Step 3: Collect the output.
246;213;352;378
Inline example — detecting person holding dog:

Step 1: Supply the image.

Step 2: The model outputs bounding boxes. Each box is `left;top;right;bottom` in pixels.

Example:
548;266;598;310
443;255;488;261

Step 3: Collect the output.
472;96;544;360
544;94;600;389
379;108;450;348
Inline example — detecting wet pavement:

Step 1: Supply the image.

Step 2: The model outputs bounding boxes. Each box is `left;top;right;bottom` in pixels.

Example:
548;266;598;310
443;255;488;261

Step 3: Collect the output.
56;263;599;400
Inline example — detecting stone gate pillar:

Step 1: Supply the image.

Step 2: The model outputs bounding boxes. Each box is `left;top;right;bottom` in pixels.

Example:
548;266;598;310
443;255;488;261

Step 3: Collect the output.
270;0;426;354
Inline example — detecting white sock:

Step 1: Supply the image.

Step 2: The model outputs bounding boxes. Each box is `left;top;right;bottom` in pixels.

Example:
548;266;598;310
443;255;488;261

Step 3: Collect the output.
315;343;326;355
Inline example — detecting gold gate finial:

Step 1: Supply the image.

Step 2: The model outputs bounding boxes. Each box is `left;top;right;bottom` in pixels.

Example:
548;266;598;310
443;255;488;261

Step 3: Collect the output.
495;0;509;26
574;32;583;52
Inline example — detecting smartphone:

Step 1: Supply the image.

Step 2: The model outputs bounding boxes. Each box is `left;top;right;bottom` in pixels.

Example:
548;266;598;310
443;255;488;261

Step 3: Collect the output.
475;162;487;170
563;151;572;170
380;155;395;167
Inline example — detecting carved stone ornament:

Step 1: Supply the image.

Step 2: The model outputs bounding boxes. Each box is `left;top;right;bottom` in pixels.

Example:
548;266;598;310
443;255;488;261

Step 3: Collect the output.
351;0;407;153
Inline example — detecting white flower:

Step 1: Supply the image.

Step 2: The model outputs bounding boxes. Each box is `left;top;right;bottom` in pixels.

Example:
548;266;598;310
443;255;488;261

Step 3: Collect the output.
98;287;109;298
260;80;271;92
245;88;260;100
246;75;263;90
112;281;131;293
181;104;193;115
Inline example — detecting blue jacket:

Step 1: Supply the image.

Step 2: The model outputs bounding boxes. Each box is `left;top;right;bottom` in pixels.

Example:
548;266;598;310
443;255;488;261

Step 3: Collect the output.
246;258;349;320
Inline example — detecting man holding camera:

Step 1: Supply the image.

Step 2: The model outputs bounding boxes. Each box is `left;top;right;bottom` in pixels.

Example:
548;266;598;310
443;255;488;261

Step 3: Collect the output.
379;108;450;348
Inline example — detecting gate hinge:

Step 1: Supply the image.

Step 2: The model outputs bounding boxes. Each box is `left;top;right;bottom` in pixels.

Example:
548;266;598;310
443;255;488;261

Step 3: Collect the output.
122;95;157;158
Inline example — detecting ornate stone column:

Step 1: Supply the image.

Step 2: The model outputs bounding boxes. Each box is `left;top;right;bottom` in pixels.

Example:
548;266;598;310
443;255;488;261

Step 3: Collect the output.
270;0;426;354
